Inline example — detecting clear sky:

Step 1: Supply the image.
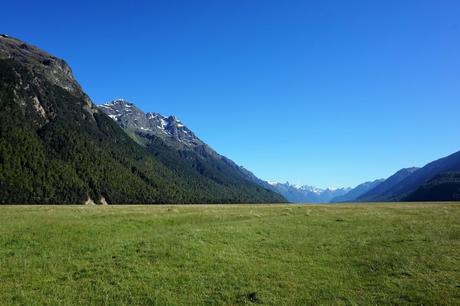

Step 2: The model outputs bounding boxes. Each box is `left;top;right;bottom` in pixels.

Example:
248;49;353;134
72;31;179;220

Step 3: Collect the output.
3;0;460;188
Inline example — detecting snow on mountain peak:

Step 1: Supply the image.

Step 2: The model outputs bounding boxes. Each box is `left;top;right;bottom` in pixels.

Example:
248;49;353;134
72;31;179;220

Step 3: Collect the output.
99;99;204;148
110;98;130;105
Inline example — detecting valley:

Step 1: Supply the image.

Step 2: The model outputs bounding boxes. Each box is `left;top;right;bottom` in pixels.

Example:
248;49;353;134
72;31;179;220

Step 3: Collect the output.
2;2;459;305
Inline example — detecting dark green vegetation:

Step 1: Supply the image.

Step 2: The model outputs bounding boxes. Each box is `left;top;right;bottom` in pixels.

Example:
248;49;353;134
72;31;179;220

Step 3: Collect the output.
1;204;459;305
357;152;460;202
98;100;282;202
0;36;284;204
405;172;460;201
331;152;460;203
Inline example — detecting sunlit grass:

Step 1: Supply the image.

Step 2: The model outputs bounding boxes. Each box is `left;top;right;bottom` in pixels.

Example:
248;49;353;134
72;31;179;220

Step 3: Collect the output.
1;203;459;305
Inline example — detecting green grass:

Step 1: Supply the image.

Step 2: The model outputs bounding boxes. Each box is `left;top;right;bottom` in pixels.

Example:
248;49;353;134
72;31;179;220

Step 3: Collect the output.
1;203;459;305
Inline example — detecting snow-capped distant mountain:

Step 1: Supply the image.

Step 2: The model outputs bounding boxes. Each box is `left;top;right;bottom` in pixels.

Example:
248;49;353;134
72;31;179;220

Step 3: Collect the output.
298;185;324;194
267;182;351;203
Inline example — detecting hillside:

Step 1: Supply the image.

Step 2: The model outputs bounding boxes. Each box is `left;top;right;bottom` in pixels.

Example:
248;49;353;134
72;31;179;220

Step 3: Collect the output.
357;167;419;202
0;35;284;204
331;179;384;202
98;99;286;202
357;151;460;202
404;171;460;201
386;151;460;201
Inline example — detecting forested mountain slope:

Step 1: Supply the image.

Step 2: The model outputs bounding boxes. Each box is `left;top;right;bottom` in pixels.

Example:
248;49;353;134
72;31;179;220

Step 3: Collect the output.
99;99;286;200
0;35;285;204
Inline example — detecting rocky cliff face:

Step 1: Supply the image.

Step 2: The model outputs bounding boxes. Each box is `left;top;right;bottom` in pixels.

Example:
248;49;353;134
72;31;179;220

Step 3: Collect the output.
99;99;205;148
0;34;97;127
0;34;95;97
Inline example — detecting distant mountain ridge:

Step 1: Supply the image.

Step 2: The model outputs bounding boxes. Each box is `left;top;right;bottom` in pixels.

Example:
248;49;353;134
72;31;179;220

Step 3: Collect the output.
319;150;460;203
267;181;351;203
351;151;460;202
378;151;460;201
100;98;460;204
357;167;420;202
98;99;286;202
331;179;385;203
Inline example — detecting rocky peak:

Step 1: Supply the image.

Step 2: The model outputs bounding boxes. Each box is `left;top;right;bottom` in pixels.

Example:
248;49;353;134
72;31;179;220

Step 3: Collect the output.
0;35;81;93
167;115;179;122
110;98;132;106
99;99;205;148
0;35;97;126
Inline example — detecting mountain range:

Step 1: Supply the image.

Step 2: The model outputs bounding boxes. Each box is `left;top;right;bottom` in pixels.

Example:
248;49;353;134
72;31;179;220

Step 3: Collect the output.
356;167;420;202
0;35;459;204
272;149;460;203
266;182;351;203
98;99;282;197
330;179;384;203
329;152;460;203
381;152;460;201
0;35;284;204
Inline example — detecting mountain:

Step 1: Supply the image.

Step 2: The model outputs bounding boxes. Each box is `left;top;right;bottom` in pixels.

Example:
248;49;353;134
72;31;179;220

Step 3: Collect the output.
403;171;460;201
267;182;351;203
0;35;285;204
99;99;205;149
357;151;460;202
385;151;460;201
98;99;285;200
357;167;419;202
331;179;384;202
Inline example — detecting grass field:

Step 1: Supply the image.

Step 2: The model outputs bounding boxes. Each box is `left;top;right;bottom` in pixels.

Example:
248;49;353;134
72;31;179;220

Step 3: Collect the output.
1;203;459;305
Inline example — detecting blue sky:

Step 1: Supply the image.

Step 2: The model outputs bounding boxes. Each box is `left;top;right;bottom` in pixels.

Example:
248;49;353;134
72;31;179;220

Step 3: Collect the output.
3;0;460;188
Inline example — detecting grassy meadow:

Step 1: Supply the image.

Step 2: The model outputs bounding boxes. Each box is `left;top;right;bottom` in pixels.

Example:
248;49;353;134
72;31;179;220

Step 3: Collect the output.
1;203;459;305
